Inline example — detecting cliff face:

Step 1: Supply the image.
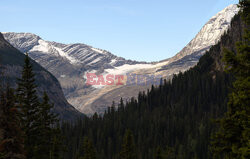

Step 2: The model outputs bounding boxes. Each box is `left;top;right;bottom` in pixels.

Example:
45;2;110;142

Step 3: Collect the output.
0;33;83;121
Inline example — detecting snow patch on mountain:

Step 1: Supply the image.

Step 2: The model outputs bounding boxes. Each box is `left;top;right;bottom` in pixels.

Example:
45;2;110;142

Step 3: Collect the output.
105;63;153;75
30;39;50;53
87;56;103;65
53;46;79;64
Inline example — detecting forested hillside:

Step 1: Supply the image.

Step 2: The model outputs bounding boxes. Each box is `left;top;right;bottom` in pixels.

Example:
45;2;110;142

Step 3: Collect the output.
61;5;248;159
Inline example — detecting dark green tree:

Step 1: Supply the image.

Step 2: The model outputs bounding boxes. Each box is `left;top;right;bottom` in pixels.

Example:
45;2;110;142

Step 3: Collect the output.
164;146;175;159
0;86;26;159
154;147;163;159
119;130;137;159
80;137;97;159
211;1;250;158
16;54;41;159
50;125;64;159
34;92;59;159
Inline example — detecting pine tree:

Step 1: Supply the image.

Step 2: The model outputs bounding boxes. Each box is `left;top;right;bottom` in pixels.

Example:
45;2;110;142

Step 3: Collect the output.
164;146;175;159
211;1;250;158
16;54;41;159
119;130;137;159
34;92;59;159
80;137;97;159
0;86;26;159
154;147;163;159
50;125;64;159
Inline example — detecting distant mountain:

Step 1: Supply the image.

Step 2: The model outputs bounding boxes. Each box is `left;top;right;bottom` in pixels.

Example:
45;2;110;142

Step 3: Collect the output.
3;32;148;113
0;33;82;120
3;4;239;114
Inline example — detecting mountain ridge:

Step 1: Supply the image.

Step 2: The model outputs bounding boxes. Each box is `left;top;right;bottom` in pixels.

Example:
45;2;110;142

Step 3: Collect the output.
2;4;239;114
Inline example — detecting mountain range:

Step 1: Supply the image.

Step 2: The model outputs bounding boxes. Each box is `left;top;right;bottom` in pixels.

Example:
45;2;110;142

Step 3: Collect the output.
2;4;239;114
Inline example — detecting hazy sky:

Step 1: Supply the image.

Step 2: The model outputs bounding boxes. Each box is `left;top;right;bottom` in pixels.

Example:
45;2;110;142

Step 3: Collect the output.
1;0;238;62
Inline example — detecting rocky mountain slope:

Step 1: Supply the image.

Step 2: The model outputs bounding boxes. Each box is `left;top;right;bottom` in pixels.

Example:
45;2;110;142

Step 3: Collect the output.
2;4;239;114
169;4;239;62
0;33;82;120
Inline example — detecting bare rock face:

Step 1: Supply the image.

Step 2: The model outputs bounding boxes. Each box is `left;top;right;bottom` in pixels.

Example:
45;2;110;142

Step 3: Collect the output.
2;4;239;115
